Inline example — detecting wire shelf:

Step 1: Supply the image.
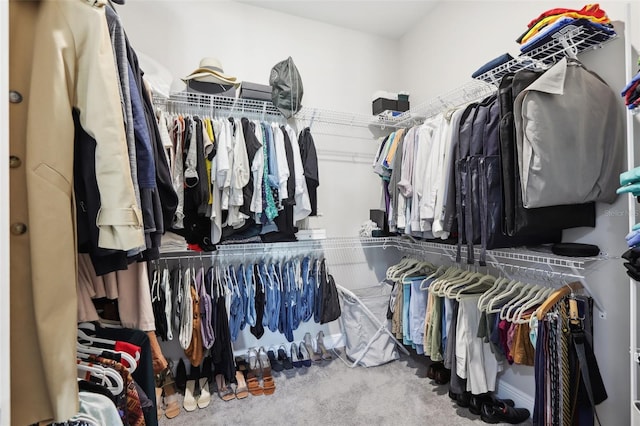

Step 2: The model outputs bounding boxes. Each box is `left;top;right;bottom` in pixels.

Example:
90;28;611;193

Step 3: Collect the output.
476;24;617;84
163;92;283;119
408;80;497;121
155;23;615;133
158;236;604;270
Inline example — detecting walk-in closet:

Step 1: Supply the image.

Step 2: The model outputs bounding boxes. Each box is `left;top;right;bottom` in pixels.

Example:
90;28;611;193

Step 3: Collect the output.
4;1;640;426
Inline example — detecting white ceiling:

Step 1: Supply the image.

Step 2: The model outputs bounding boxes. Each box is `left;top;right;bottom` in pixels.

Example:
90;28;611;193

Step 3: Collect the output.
235;1;438;39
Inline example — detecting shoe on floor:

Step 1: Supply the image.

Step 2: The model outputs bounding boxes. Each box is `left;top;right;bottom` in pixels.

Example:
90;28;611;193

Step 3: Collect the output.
469;393;515;415
480;401;530;424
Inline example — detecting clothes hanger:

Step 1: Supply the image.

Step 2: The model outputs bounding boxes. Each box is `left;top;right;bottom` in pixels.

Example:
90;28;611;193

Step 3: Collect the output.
501;284;542;321
419;264;447;291
485;280;524;313
513;287;554;324
76;342;137;373
400;260;435;283
444;271;485;299
453;273;496;300
387;257;415;279
437;269;480;297
477;276;509;311
77;328;118;347
497;282;538;319
76;361;124;396
535;281;584;320
429;266;464;295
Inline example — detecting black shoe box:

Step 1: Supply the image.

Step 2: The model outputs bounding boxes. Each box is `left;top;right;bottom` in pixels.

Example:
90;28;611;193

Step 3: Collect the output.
372;98;397;115
369;209;389;234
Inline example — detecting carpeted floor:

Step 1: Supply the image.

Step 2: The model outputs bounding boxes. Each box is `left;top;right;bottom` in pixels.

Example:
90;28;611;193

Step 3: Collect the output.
157;349;531;426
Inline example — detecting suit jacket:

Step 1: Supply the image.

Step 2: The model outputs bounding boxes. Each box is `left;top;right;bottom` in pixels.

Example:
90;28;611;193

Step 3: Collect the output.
10;0;143;424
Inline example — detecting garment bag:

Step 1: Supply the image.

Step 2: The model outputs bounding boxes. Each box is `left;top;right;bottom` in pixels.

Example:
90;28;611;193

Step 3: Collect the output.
498;71;595;236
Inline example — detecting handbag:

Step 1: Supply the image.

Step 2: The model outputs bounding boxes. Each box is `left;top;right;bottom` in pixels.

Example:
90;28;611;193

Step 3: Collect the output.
320;259;341;324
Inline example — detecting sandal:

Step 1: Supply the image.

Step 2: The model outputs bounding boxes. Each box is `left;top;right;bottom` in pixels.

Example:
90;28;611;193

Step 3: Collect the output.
317;331;334;360
157;367;181;419
246;349;264;396
290;343;303;368
278;345;294;370
155;387;164;420
267;347;284;372
303;332;322;362
235;370;249;399
258;347;276;395
215;373;236;401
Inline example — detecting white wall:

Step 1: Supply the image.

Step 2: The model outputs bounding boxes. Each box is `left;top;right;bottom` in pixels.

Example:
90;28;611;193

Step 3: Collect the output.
400;2;638;424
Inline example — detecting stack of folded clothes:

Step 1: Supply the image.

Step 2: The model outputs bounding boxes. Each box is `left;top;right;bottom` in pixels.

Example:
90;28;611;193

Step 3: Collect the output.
621;69;640;111
617;167;640;280
517;4;616;54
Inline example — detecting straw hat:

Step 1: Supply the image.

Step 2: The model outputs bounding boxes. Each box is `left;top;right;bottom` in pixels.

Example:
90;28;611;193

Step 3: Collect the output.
182;57;239;86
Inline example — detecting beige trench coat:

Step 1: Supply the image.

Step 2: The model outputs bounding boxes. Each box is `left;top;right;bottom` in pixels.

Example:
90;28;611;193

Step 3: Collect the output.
9;0;144;424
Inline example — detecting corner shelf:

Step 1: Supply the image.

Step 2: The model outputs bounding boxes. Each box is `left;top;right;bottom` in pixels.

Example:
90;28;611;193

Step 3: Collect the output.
475;23;617;84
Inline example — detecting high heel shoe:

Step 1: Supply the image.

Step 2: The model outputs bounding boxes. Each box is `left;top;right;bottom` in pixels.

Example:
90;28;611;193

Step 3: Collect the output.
298;341;312;367
316;331;333;360
235;370;249;399
246;348;264;396
215;373;236;401
258;347;276;395
303;332;322;362
278;344;294;370
267;347;284;372
290;343;303;368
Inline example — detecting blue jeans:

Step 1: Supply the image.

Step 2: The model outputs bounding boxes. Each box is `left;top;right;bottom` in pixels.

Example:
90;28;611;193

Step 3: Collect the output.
228;265;243;342
301;257;314;322
244;263;256;327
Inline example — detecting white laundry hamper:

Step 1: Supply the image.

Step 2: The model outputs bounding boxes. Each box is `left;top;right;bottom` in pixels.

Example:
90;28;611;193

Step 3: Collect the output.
336;282;408;367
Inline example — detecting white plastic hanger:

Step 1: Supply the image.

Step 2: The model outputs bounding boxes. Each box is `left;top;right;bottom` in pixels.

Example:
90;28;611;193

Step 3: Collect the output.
502;284;541;321
76;342;137;374
513;287;554;324
77;360;124;396
477;276;509;311
429;267;464;295
485;280;524;313
453;274;496;300
438;270;481;297
498;283;538;320
419;264;447;291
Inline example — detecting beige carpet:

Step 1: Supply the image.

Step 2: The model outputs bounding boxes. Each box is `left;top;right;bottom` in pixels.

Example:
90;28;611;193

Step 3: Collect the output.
157;350;531;426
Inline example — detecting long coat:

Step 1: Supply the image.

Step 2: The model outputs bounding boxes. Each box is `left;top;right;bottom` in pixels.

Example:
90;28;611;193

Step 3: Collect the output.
9;0;144;424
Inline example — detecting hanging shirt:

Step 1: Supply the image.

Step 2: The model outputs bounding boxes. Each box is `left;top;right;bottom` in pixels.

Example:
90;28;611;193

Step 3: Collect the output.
227;118;250;228
298;127;320;216
170;115;186;229
410;120;437;235
285;124;312;222
250;120;265;216
273;123;290;201
433;108;464;239
221;119;235;211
